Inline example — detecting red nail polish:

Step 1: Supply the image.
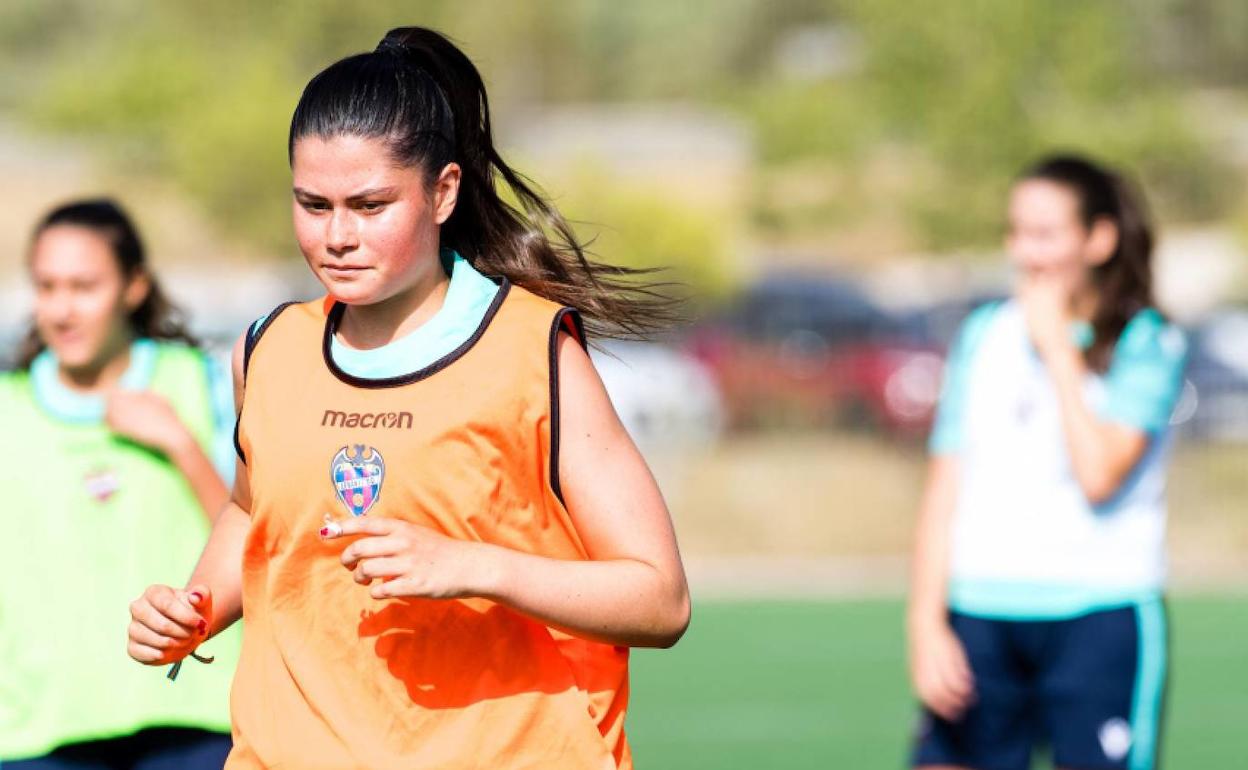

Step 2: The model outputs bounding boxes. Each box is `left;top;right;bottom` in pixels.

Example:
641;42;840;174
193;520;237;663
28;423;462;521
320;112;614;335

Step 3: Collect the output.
319;527;330;538
189;591;204;604
197;620;208;636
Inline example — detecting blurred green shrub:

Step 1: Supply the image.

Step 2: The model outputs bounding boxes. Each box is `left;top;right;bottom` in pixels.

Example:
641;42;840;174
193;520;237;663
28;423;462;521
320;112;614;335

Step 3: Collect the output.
5;0;1243;269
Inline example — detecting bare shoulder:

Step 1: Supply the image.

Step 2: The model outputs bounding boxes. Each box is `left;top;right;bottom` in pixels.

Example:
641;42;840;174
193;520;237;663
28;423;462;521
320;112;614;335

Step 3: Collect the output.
556;332;609;409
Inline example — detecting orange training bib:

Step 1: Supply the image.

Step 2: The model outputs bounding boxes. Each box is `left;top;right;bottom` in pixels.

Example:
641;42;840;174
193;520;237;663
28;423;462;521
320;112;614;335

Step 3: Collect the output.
230;281;630;769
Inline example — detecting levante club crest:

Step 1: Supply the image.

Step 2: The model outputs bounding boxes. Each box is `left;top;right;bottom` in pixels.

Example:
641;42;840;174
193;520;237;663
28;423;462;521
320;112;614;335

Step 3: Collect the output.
331;444;385;517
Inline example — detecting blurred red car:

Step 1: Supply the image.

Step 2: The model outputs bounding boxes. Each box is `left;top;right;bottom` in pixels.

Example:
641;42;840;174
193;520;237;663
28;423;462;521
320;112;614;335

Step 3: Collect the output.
683;274;945;438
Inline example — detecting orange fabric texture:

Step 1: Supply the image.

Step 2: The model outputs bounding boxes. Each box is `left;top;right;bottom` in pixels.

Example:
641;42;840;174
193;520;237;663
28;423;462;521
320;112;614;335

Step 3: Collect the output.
231;283;630;769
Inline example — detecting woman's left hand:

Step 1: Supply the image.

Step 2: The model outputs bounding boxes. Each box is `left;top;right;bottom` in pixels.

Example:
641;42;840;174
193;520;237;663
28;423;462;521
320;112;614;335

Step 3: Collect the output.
1019;275;1074;361
325;517;485;600
106;390;192;454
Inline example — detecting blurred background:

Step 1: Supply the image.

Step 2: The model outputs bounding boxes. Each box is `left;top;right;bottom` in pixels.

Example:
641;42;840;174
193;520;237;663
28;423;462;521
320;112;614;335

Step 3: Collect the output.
2;1;1246;767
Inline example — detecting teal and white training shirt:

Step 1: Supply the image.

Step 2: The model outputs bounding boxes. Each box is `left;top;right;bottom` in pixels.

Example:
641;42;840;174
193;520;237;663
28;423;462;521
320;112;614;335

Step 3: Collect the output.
930;300;1188;620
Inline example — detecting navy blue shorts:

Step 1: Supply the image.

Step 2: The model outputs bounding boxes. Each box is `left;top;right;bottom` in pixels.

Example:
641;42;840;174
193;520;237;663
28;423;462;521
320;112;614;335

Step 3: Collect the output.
912;599;1168;770
3;727;231;770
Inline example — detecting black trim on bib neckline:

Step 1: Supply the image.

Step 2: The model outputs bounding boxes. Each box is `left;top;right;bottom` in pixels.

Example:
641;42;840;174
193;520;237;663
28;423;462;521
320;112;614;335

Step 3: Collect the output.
321;278;511;389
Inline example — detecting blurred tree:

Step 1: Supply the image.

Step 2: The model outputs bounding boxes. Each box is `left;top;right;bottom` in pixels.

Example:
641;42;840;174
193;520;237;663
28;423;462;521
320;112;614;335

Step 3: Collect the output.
740;0;1233;250
12;0;752;286
5;0;1242;267
556;164;735;301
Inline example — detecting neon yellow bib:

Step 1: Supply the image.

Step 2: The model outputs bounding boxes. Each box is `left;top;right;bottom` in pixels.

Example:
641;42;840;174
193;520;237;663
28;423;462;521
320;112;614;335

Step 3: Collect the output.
0;342;239;759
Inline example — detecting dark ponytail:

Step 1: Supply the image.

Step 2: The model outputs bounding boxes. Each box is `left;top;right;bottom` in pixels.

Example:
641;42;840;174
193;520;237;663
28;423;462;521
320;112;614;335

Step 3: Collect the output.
1021;155;1157;372
289;27;678;340
17;199;197;369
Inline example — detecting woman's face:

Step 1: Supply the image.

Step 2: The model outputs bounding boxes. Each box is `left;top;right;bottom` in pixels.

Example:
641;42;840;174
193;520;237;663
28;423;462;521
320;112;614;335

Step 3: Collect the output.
1005;178;1105;295
30;225;143;370
291;134;459;307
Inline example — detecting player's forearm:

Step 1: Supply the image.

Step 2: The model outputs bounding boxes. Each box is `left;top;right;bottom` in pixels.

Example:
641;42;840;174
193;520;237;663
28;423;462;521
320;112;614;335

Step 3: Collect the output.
472;544;690;648
908;457;958;631
909;524;951;632
1045;349;1128;502
166;432;231;524
187;502;250;637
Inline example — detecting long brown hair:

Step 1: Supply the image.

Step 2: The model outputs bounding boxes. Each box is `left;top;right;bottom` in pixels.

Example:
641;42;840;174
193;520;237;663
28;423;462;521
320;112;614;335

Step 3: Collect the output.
1020;155;1157;372
288;27;679;340
16;198;197;369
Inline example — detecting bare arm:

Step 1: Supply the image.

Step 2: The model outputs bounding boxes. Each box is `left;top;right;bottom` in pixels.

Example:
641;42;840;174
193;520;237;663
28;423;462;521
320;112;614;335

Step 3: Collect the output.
189;331;253;636
106;390;230;524
1019;277;1151;505
129;332;252;663
907;455;959;631
167;435;231;525
185;479;250;639
333;333;691;649
478;334;690;646
906;455;975;720
1043;347;1149;504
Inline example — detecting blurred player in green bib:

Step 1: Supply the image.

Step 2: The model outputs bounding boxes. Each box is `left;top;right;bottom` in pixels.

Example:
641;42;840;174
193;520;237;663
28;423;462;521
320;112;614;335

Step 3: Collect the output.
0;199;239;768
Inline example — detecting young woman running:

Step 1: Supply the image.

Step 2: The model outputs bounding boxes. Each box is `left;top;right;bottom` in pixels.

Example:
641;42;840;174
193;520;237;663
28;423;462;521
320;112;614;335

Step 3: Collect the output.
908;155;1188;770
1;199;238;768
127;27;690;769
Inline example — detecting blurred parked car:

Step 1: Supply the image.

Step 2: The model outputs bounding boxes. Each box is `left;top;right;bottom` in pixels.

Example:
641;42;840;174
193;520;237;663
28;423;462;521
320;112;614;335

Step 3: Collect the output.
591;339;724;451
1174;308;1248;443
683;273;944;437
895;292;1009;351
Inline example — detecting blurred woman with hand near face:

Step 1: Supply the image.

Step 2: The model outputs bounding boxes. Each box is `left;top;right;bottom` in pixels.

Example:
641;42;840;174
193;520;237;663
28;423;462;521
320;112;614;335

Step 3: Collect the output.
908;156;1187;770
0;199;238;769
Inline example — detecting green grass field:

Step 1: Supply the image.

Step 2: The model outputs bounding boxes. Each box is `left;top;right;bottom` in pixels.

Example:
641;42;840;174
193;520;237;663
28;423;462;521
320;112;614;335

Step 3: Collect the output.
627;597;1248;769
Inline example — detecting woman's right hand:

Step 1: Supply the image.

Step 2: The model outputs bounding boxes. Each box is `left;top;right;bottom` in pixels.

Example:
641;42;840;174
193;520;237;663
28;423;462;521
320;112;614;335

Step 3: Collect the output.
127;584;213;665
908;616;976;721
